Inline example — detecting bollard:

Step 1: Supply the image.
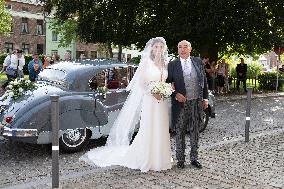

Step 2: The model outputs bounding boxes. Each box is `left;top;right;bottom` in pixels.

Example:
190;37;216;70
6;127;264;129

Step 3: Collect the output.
51;95;59;188
245;87;253;142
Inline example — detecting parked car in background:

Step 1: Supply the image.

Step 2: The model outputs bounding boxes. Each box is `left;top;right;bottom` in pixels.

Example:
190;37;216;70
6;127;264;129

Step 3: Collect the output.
0;60;215;152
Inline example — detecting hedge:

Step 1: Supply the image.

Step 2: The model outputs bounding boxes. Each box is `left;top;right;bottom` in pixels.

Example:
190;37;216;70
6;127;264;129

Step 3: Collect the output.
258;71;284;91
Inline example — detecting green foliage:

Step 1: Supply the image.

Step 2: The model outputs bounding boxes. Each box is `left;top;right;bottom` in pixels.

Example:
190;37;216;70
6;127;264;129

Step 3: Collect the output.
247;62;263;79
130;56;141;65
0;54;5;68
43;0;284;60
258;71;284;91
49;19;77;48
229;64;237;78
0;0;12;36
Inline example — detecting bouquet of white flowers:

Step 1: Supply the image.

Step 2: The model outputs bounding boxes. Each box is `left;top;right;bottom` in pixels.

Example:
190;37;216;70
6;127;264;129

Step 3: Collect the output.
151;81;174;99
2;78;37;101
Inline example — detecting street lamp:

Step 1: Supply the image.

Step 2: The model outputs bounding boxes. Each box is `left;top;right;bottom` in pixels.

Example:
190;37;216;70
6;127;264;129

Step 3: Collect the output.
274;47;284;91
43;11;49;55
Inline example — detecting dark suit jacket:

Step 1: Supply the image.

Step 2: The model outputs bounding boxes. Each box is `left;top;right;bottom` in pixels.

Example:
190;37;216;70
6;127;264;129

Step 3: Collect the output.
166;57;208;125
236;63;247;78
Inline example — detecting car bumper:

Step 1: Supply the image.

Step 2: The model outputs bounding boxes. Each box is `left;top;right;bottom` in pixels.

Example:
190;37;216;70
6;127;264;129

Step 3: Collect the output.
0;125;38;137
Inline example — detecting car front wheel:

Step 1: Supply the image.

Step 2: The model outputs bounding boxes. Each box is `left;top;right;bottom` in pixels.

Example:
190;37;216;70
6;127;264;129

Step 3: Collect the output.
59;128;90;153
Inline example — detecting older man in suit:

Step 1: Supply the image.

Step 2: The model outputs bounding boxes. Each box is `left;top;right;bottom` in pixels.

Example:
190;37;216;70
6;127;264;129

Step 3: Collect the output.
167;40;208;169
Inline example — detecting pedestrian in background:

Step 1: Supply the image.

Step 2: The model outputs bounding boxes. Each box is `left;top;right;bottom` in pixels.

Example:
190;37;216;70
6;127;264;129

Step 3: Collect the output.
64;51;71;61
1;49;15;90
1;49;25;89
216;59;228;94
28;53;43;82
236;58;247;93
202;56;214;91
42;55;51;69
50;54;60;64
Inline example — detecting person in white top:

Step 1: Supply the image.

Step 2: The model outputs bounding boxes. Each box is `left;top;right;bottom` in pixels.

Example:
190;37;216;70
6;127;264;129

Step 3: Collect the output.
1;49;25;89
9;49;25;78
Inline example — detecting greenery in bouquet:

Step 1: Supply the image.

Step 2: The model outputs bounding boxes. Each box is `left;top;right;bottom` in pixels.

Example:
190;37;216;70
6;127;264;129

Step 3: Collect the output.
3;78;37;100
97;86;108;95
151;81;173;99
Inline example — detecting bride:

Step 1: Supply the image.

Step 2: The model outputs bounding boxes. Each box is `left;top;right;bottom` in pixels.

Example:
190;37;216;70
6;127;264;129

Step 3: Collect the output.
80;37;172;172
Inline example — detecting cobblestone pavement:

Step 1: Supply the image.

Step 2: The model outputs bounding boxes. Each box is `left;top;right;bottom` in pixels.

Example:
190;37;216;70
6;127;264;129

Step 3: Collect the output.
0;94;283;189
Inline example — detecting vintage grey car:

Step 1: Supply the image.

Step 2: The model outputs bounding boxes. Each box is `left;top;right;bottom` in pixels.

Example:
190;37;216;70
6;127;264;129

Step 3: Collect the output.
0;60;215;152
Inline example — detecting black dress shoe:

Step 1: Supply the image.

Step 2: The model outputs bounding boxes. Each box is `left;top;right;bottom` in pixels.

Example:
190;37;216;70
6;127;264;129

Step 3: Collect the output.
191;160;202;169
177;162;185;169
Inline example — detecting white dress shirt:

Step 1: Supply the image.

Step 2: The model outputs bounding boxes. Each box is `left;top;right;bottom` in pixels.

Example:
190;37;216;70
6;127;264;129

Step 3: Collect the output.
9;54;25;70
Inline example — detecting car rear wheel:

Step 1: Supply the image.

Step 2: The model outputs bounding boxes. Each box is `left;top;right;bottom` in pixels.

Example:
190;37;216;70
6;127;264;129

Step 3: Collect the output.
59;128;90;153
199;108;209;133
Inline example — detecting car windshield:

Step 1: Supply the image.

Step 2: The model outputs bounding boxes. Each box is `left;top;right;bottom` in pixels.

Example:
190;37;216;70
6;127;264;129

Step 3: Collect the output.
38;68;66;82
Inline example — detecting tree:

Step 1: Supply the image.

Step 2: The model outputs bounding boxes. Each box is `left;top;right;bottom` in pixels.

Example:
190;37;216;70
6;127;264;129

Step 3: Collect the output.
135;0;284;61
43;0;140;61
44;0;284;61
0;0;12;36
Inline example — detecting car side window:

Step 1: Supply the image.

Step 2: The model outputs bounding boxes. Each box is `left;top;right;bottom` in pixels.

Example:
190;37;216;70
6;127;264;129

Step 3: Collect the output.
89;71;106;91
106;67;128;90
89;66;137;92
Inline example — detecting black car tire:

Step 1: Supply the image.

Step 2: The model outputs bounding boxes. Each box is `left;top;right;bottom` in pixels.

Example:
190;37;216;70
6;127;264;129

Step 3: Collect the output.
59;128;90;153
199;108;210;133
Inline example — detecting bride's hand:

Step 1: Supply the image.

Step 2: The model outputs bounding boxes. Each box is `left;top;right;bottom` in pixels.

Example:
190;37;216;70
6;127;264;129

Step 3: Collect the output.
153;93;162;101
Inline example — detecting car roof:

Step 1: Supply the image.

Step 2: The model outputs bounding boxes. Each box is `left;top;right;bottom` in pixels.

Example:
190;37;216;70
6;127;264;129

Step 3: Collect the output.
39;59;137;91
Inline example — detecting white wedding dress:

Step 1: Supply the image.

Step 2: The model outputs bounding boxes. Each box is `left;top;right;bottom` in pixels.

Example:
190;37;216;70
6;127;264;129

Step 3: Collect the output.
80;61;172;172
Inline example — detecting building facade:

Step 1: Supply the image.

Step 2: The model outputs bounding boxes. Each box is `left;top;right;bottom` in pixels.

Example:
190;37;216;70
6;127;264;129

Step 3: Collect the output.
45;17;76;60
1;0;140;61
0;0;45;54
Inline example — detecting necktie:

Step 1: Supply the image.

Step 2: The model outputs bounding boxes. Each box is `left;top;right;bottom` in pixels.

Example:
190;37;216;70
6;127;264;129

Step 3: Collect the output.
183;59;191;77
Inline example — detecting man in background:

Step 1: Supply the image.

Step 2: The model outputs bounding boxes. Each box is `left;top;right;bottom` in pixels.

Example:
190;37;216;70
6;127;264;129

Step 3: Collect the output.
236;58;247;93
28;53;43;82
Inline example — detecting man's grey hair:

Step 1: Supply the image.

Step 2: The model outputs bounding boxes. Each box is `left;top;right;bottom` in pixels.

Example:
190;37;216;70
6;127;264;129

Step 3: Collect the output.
178;40;192;48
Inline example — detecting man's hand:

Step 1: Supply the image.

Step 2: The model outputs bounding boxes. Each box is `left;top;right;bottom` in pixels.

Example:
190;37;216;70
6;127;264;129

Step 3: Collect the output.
175;93;186;103
202;99;209;109
171;83;175;91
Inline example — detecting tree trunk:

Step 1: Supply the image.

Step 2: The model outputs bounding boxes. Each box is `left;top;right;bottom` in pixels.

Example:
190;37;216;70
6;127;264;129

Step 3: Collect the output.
107;42;113;59
118;45;123;62
208;47;219;62
200;45;219;62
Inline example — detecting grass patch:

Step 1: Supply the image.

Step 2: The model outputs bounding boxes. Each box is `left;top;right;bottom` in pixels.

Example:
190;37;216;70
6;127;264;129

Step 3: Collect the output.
0;74;29;86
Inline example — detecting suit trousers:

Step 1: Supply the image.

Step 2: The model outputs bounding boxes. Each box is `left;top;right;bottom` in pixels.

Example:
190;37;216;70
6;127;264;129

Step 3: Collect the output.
175;99;201;163
236;77;247;91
